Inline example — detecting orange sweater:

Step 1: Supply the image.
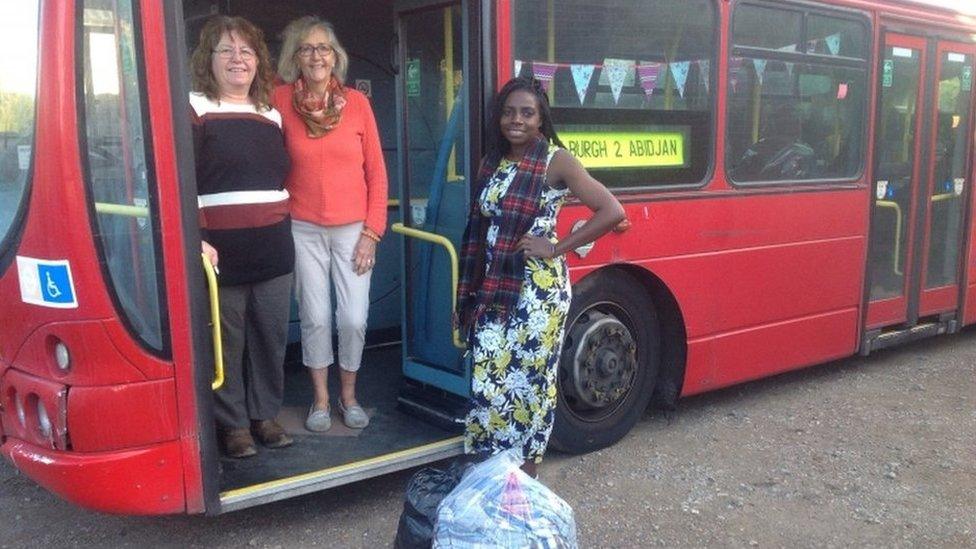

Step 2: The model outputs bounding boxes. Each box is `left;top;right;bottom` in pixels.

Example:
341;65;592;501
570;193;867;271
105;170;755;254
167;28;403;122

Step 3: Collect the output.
273;84;388;236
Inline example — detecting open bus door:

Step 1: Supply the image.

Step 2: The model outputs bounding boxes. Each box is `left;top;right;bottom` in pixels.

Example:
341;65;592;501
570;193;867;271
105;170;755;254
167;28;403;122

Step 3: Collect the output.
864;32;976;350
392;0;481;407
175;0;482;513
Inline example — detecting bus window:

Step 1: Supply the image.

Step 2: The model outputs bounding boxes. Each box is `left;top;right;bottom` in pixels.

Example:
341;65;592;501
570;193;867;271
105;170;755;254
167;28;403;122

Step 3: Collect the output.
727;5;868;184
510;0;716;188
79;0;167;353
0;0;39;267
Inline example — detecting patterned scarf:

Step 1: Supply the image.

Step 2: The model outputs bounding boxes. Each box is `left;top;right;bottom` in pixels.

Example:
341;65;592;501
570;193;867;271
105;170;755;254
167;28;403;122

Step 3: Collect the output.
457;135;550;338
291;76;347;138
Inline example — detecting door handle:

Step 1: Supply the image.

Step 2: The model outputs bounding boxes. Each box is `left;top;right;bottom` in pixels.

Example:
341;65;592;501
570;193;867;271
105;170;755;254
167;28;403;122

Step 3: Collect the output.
391;223;464;349
201;254;225;390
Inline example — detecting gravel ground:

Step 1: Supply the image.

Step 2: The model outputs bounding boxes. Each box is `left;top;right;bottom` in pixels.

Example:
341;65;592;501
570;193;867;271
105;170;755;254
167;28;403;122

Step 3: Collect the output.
1;329;973;548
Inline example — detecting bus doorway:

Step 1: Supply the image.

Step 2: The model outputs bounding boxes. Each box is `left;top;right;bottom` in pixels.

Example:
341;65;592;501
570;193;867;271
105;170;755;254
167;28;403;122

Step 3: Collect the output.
178;0;477;512
864;32;976;347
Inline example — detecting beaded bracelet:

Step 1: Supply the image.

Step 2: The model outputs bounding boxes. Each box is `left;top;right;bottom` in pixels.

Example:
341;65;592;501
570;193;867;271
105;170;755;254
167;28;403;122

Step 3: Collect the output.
361;228;381;243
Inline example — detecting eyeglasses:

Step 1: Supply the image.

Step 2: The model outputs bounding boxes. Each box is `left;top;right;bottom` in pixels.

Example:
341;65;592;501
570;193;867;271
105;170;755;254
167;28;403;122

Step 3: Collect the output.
296;44;334;58
212;46;256;60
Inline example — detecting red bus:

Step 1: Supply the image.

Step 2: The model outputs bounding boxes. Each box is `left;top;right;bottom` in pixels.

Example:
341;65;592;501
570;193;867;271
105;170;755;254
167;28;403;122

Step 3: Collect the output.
1;0;974;515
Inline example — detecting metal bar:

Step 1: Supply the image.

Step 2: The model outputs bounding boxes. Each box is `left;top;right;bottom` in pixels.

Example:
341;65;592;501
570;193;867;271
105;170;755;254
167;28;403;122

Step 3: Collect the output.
201;254;224;390
391;222;464;348
876;200;903;276
93;202;149;218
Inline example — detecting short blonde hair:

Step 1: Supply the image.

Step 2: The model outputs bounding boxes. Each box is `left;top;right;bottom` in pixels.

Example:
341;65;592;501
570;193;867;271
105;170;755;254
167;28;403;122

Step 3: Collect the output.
277;16;349;84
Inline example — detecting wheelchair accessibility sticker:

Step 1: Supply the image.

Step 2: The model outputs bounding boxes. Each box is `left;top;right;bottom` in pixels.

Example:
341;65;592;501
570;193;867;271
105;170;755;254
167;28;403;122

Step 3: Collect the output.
17;256;78;308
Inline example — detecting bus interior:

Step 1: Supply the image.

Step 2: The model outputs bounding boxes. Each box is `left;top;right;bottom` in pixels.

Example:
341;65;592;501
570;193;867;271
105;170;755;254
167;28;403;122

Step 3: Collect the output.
179;0;471;504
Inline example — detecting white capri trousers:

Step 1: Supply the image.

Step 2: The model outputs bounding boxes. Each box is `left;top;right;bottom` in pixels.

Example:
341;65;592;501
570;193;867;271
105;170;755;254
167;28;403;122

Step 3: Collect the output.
292;219;372;372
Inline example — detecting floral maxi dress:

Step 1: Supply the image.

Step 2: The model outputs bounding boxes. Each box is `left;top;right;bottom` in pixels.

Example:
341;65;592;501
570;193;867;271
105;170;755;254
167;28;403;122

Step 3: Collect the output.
464;146;572;463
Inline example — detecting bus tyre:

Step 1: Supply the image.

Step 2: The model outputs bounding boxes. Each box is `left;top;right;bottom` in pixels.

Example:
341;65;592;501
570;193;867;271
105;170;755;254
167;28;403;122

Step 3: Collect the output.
551;270;659;454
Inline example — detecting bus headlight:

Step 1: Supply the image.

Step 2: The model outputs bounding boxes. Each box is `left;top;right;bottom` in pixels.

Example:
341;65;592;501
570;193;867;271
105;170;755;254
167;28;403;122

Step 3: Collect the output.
15;393;26;429
54;342;71;371
36;400;52;440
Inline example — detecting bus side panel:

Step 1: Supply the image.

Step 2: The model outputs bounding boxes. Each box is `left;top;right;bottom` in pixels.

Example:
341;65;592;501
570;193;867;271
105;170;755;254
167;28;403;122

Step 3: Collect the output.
67;378;178;452
563;187;868;395
2;440;184;515
963;115;976;326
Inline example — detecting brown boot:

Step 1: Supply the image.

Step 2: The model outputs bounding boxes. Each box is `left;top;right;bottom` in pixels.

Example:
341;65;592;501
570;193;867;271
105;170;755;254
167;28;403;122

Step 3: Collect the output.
223;428;257;458
251;419;293;449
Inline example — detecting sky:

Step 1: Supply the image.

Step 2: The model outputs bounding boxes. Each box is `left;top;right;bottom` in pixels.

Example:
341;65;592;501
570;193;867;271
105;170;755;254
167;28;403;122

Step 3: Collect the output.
908;0;976;15
0;2;39;96
0;1;974;97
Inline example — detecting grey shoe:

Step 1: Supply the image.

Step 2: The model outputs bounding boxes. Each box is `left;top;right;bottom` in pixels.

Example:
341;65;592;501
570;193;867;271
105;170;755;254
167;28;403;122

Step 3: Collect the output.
338;401;369;429
305;405;332;432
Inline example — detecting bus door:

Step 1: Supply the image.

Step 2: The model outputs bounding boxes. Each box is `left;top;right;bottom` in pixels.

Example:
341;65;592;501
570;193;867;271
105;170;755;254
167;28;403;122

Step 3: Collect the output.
393;1;479;399
866;34;976;331
918;42;975;319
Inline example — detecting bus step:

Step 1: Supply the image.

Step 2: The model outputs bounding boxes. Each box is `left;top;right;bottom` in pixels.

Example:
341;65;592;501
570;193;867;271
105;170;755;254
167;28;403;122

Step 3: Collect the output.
397;383;468;434
861;321;948;355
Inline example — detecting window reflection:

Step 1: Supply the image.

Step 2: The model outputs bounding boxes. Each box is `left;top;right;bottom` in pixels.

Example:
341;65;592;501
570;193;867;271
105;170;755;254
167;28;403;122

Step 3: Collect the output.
0;0;39;253
81;0;166;352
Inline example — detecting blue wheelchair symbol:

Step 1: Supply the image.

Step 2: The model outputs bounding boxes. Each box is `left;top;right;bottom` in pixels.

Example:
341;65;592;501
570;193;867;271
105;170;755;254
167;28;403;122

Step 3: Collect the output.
37;264;75;305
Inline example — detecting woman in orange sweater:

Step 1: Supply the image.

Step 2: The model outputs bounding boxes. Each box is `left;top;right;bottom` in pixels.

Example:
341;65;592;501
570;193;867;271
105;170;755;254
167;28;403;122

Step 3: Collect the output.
274;16;388;432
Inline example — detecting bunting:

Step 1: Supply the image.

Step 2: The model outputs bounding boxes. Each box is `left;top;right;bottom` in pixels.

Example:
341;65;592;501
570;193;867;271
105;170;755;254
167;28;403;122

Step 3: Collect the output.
532;62;558;91
603;58;634;104
752;58;767;86
514;59;523;78
637;62;663;98
698;60;710;93
570;64;596;104
670;61;690;98
729;57;744;93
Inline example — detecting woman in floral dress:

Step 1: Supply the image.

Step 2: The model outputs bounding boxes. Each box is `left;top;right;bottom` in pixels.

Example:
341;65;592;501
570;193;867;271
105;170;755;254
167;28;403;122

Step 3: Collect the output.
456;77;625;477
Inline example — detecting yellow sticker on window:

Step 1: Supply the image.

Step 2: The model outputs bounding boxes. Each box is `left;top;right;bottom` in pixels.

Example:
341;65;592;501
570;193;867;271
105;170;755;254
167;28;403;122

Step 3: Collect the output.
561;131;686;169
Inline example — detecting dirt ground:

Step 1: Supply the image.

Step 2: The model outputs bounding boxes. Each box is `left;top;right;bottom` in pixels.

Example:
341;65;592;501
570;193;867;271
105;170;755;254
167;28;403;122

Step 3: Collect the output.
1;329;974;548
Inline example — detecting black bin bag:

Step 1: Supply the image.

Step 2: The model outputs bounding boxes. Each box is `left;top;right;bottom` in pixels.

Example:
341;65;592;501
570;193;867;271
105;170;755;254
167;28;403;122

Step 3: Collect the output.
394;460;472;549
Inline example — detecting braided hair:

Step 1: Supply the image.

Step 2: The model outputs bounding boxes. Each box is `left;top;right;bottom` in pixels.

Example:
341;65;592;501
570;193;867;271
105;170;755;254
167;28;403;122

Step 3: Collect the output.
484;77;566;163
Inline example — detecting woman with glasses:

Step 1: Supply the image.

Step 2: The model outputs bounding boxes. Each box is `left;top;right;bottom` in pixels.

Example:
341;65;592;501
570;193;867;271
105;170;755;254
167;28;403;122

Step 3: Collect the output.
274;17;388;433
190;16;294;458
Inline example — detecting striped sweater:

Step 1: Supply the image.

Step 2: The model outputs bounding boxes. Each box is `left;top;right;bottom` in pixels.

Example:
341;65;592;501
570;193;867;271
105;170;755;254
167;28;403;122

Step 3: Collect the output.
190;92;294;286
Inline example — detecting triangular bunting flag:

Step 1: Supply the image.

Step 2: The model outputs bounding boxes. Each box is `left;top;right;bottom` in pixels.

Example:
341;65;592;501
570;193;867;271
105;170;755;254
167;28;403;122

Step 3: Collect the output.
698;60;710;93
532;61;558;91
603;58;634;104
636;62;663;98
514;59;523;77
570;64;595;104
729;57;744;93
753;58;767;86
670;61;690;98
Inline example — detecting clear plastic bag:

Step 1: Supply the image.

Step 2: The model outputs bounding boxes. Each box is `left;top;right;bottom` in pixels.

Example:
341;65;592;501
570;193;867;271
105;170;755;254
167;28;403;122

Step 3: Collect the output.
433;450;578;549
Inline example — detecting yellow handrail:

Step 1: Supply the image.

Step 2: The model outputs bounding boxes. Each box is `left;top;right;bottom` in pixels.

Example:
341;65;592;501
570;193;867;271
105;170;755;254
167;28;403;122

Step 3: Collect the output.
391;222;464;349
94;202;149;218
931;192;956;203
201;254;225;390
875;200;903;276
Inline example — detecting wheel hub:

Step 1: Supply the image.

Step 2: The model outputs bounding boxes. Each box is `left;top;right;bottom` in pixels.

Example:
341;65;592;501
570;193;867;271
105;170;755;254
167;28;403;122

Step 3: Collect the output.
567;312;637;410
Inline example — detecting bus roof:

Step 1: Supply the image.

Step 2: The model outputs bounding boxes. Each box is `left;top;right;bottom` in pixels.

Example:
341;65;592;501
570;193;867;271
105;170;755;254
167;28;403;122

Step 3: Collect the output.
892;0;976;15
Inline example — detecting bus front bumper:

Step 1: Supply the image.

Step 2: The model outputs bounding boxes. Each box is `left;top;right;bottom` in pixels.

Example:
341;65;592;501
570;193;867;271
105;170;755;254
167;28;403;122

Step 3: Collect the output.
1;438;185;515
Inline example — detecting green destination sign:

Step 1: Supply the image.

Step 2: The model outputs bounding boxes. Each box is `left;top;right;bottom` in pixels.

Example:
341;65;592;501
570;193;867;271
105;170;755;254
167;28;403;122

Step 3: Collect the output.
560;131;686;169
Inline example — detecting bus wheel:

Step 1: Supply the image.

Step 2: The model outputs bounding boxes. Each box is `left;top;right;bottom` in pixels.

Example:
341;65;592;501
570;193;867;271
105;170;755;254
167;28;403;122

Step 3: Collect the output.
551;271;659;454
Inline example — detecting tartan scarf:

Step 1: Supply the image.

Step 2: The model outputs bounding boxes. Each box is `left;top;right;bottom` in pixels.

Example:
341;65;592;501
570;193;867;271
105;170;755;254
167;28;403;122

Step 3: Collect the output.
457;135;550;337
